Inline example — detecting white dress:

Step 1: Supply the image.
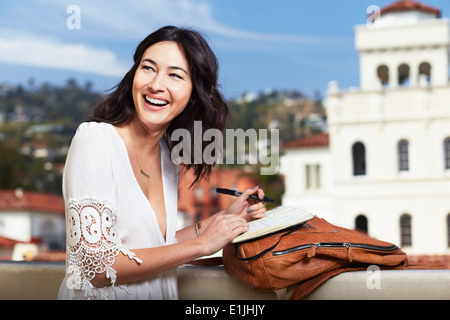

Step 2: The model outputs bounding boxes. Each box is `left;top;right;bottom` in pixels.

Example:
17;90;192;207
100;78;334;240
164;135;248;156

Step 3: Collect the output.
58;122;179;300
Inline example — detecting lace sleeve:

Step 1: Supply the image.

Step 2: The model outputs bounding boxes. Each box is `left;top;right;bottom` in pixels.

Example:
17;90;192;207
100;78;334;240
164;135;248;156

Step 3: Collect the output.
65;198;142;299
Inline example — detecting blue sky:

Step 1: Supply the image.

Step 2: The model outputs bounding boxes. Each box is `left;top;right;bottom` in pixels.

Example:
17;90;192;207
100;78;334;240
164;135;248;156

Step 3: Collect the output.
1;0;450;99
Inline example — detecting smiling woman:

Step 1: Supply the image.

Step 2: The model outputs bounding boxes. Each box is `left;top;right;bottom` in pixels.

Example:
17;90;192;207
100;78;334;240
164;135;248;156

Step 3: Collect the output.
91;26;230;185
58;25;268;300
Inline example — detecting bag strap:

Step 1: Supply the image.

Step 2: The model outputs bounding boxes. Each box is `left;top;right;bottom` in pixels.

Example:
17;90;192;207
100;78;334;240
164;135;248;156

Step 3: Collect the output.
234;224;302;261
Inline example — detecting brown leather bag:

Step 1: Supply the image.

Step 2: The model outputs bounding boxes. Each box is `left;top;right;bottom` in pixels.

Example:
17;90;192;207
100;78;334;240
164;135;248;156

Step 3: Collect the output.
222;216;408;299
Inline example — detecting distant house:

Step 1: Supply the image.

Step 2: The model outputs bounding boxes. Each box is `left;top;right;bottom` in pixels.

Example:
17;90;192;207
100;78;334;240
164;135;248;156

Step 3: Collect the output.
177;167;258;227
0;189;65;260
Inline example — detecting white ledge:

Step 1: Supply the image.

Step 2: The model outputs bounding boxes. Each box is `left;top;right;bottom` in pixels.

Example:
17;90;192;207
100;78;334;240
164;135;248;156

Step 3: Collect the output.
0;261;449;300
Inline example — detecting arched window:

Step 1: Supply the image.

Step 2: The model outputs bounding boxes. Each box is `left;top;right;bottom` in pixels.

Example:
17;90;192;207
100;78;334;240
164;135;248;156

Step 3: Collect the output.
444;137;450;170
376;65;389;87
398;63;410;86
398;139;409;171
355;214;368;233
400;214;412;247
352;142;366;176
418;62;431;86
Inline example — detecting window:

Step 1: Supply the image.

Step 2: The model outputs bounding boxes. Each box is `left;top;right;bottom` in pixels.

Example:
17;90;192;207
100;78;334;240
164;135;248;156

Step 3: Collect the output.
418;62;431;86
398;63;410;86
400;214;412;247
398;140;409;171
305;164;321;190
41;220;61;250
444;138;450;170
377;65;389;87
352;142;366;176
355;214;368;233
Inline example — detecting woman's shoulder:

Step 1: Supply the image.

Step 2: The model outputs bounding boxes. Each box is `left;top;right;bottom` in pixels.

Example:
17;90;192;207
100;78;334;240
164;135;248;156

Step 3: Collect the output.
72;122;116;149
76;121;114;134
74;122;114;140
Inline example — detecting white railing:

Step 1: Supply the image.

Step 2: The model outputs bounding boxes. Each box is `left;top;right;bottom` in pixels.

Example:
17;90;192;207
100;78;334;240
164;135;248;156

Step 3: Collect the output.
1;261;449;300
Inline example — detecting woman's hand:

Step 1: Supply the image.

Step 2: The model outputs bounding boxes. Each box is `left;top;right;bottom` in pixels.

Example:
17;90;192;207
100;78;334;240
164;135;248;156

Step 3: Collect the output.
224;186;267;221
196;213;249;256
193;186;268;256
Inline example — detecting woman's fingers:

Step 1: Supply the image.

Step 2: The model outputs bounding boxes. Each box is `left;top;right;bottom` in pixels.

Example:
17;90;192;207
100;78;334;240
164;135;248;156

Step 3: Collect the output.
223;214;249;232
256;188;265;201
208;214;248;237
223;186;268;221
247;202;267;219
199;214;249;255
239;185;260;201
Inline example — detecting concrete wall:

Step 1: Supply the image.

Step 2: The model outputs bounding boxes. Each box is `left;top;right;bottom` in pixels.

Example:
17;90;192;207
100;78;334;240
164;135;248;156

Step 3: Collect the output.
1;261;449;300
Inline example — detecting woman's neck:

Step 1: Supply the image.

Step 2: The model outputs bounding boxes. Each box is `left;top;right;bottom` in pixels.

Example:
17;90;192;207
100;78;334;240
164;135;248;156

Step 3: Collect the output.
130;118;166;154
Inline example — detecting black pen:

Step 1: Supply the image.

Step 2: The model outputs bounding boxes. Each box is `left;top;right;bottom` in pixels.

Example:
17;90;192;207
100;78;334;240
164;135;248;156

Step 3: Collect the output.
215;188;274;202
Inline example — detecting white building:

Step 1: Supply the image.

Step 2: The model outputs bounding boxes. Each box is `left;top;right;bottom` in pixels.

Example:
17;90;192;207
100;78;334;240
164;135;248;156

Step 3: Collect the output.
0;189;66;259
281;0;450;255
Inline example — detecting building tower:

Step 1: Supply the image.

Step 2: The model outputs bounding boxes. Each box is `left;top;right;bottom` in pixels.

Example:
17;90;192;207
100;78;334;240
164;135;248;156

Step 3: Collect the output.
282;0;450;255
358;0;447;90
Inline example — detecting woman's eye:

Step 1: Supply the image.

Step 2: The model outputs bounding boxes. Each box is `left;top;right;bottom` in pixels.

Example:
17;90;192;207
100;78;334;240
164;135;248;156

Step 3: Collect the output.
142;65;155;72
170;73;183;80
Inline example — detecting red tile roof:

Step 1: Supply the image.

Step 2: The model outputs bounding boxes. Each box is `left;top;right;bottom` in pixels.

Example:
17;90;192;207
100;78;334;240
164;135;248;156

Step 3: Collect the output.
0;235;20;249
381;0;441;18
282;132;330;149
0;189;64;215
0;235;41;248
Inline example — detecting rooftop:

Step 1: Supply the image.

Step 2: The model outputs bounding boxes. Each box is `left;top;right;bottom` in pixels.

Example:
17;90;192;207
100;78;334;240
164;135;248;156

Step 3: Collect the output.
0;189;64;215
381;0;441;18
282;132;330;149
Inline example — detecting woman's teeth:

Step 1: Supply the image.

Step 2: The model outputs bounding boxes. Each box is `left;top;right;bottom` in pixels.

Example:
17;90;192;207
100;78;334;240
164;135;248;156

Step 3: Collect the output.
144;95;168;107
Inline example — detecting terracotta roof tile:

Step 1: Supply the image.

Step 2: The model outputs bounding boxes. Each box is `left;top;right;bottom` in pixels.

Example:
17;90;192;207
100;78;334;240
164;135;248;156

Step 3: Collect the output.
0;235;20;249
0;235;40;248
282;132;330;149
381;0;441;18
0;190;64;215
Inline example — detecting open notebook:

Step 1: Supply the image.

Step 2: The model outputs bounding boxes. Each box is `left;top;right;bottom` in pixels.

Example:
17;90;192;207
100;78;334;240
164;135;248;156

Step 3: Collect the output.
232;206;314;243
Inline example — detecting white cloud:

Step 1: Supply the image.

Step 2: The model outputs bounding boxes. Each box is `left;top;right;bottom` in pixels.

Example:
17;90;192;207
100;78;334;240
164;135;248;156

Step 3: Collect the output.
35;0;328;44
0;34;128;77
0;0;343;77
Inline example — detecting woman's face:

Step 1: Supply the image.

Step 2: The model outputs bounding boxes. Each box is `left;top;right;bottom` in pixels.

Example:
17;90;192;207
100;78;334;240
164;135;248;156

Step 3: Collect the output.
132;41;193;132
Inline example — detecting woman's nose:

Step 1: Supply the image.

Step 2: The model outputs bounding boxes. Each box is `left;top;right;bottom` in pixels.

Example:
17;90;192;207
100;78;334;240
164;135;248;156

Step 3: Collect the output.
148;73;165;92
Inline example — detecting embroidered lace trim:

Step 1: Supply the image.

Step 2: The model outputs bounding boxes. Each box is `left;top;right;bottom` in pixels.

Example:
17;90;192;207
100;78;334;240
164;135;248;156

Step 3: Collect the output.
65;198;142;299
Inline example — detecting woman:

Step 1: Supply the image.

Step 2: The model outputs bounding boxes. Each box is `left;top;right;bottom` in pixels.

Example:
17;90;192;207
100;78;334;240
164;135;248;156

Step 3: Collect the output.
58;26;267;300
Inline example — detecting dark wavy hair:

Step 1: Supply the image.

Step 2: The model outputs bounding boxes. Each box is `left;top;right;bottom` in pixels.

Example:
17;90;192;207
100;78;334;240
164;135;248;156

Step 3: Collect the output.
90;26;228;186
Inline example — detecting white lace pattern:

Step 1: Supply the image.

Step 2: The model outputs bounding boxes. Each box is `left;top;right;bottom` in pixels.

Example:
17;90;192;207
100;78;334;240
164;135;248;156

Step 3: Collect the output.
65;198;142;299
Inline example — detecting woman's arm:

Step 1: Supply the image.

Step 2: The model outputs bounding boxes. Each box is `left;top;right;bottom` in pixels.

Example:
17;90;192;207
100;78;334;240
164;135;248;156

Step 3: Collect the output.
91;186;266;288
91;211;248;287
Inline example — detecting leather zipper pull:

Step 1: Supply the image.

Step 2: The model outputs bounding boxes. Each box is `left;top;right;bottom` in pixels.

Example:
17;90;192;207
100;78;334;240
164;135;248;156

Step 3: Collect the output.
345;243;354;262
307;243;318;258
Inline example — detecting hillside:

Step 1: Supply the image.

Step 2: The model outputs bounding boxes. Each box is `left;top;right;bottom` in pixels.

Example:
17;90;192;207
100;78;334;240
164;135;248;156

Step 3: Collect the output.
0;80;327;195
227;89;327;143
